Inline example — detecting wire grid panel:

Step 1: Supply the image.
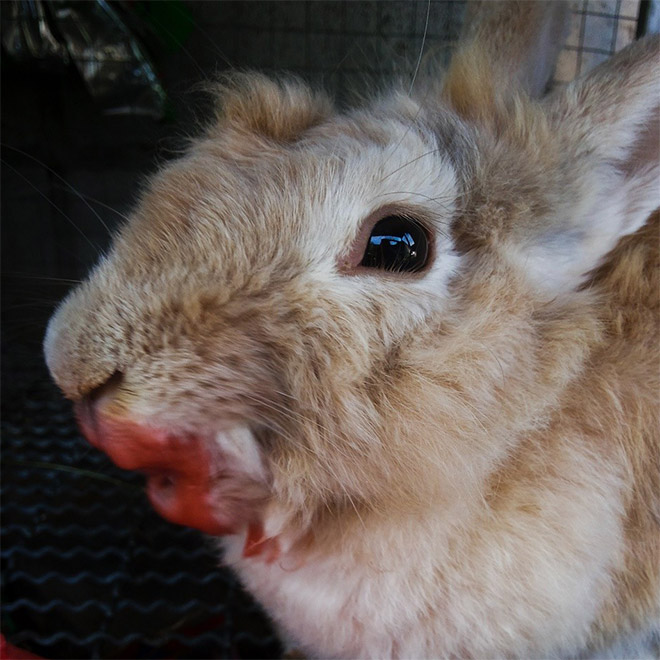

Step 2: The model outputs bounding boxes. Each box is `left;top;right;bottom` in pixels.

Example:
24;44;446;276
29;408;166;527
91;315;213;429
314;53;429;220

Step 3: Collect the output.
195;1;466;103
556;0;641;81
191;0;641;101
2;1;642;99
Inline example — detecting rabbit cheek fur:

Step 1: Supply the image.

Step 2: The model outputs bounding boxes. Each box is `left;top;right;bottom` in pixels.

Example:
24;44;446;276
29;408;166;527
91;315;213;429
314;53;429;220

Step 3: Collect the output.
44;8;659;660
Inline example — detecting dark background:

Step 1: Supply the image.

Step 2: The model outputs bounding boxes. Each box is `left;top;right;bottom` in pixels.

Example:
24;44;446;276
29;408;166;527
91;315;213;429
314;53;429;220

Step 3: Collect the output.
2;1;465;357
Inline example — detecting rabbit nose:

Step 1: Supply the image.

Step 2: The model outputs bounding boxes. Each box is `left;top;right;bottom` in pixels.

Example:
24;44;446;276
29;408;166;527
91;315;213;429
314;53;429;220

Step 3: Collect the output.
87;370;124;404
74;371;124;448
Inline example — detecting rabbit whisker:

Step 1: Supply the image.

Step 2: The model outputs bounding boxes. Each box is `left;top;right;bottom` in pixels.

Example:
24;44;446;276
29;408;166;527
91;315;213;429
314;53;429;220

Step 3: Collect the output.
241;391;371;463
379;148;442;182
2;159;101;255
2;144;114;238
409;0;432;95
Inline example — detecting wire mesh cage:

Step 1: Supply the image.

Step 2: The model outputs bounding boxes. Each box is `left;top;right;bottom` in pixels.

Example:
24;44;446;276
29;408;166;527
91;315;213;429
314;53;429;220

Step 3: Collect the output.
0;1;651;658
556;0;642;80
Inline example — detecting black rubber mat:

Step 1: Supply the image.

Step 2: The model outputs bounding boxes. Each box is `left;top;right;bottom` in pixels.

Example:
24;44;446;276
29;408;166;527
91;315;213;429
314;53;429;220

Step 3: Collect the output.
1;351;283;660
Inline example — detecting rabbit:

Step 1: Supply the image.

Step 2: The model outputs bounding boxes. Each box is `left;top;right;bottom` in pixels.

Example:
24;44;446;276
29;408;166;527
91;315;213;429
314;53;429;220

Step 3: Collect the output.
43;1;659;657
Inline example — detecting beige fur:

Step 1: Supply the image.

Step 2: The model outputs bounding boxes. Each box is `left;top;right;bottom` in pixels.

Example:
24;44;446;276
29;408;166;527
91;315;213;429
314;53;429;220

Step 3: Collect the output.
44;2;659;657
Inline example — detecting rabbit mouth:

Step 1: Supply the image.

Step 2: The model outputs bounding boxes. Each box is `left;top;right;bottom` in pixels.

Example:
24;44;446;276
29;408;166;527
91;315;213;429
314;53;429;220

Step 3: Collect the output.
74;402;268;541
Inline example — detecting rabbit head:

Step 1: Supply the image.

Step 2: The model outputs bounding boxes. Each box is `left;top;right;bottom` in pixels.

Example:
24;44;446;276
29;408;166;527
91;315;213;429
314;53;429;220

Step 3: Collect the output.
44;2;659;656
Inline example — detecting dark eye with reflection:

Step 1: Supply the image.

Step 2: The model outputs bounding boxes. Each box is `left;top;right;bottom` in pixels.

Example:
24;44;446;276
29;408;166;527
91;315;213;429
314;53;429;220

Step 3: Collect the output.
360;215;430;273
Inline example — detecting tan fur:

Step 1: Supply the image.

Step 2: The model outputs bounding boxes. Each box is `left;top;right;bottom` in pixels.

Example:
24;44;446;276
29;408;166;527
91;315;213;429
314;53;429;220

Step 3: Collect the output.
444;1;568;116
581;213;660;649
44;3;659;657
209;72;333;143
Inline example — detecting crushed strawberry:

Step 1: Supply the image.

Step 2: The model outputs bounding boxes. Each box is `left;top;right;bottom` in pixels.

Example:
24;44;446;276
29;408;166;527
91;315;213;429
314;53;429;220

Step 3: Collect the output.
0;635;44;660
243;521;281;563
76;408;234;536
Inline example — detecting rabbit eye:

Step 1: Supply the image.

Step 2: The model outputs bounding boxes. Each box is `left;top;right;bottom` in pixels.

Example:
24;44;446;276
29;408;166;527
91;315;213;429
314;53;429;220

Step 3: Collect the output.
360;215;430;273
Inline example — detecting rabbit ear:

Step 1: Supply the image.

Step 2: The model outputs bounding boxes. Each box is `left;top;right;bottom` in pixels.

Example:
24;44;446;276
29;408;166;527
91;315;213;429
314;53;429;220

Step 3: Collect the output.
443;1;570;118
515;36;659;294
210;73;332;142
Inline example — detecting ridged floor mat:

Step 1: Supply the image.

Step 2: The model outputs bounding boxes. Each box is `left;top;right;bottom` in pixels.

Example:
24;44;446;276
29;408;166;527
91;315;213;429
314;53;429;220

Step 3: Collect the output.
1;354;282;659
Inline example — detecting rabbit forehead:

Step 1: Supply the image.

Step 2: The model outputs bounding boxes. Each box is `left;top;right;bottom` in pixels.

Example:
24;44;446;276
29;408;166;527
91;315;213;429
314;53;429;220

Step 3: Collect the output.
116;113;460;285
